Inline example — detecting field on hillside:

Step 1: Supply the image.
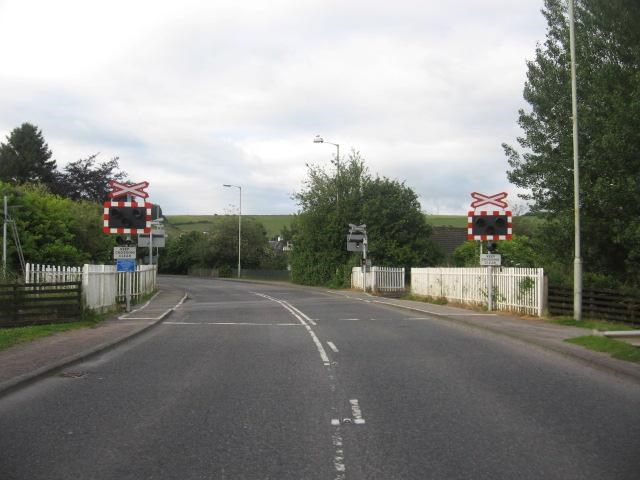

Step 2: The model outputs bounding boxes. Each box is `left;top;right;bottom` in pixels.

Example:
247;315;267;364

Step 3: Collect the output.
164;214;475;238
162;213;538;240
164;215;293;239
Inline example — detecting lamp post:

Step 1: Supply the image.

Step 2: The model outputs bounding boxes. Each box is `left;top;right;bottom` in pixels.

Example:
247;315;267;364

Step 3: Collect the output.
313;135;340;203
223;184;242;278
313;134;340;173
569;0;582;321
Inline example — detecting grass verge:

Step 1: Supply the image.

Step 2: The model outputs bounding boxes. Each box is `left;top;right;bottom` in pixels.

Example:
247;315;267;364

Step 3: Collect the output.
550;316;636;331
0;307;117;353
566;336;640;364
0;321;97;352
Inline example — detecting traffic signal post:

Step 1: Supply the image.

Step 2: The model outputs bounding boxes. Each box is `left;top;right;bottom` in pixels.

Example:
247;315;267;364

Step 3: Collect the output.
104;181;151;313
467;192;513;312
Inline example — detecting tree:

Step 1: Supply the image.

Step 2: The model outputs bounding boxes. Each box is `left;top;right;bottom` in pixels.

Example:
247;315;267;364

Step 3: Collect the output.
1;182;115;269
0;123;57;187
159;217;274;274
53;153;128;202
503;0;640;284
290;151;441;287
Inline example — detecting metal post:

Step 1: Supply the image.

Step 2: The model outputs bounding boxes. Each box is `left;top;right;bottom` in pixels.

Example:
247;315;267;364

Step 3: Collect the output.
487;265;493;311
2;195;7;276
149;229;153;265
125;271;131;312
238;186;242;278
363;232;367;292
569;0;582;320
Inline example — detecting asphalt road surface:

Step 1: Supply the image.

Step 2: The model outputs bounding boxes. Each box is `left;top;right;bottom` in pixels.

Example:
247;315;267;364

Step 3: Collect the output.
1;276;639;479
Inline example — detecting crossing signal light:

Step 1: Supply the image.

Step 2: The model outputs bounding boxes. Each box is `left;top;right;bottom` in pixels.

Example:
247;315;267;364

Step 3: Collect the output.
467;211;512;240
103;201;151;234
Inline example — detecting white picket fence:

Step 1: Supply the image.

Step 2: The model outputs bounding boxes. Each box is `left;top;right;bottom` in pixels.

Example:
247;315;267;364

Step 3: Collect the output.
411;267;545;316
25;263;157;311
351;266;405;293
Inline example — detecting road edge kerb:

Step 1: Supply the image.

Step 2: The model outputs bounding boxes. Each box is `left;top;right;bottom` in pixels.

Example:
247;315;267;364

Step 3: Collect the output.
0;292;188;399
326;291;640;385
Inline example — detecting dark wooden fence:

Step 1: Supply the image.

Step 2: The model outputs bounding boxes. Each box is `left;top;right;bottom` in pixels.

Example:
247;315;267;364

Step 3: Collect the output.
0;281;82;327
548;284;640;325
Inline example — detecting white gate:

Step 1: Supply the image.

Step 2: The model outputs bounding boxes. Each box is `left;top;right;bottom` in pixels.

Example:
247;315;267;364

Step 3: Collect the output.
351;266;405;293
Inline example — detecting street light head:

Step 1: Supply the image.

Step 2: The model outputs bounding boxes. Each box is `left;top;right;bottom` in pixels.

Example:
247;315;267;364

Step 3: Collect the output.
223;184;232;187
313;135;324;144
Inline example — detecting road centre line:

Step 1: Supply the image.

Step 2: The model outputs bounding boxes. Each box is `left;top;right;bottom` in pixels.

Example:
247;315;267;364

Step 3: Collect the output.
339;318;360;321
254;293;331;366
327;341;339;353
349;399;366;425
163;321;301;326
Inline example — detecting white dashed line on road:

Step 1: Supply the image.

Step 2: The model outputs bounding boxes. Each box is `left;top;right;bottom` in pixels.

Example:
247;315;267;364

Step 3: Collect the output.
327;341;339;353
349;399;366;425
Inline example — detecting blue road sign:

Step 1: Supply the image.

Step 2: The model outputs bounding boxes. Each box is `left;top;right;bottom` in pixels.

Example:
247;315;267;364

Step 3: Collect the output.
116;259;136;272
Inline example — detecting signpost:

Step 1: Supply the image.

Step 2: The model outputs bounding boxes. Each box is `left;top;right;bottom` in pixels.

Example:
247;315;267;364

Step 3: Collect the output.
480;254;501;266
113;246;137;259
114;246;137;313
137;231;166;248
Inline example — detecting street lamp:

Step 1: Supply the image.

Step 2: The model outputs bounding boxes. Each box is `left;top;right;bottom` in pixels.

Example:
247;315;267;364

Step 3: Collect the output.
569;0;582;320
223;184;242;278
314;135;341;203
313;135;340;172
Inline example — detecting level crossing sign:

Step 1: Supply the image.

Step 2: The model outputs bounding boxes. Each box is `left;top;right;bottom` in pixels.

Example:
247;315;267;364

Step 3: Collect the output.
108;180;150;199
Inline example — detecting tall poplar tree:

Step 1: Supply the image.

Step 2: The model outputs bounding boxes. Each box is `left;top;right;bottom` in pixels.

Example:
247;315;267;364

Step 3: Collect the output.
503;0;640;284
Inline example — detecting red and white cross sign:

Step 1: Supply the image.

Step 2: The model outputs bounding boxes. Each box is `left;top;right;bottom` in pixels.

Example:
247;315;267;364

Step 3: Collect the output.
108;180;150;199
470;191;509;209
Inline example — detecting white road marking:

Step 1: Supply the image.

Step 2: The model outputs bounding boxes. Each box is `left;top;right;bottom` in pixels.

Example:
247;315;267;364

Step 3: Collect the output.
339;318;360;321
349;399;366;425
254;293;331;366
331;419;341;426
206;322;301;326
164;322;301;326
332;428;346;479
327;341;339;353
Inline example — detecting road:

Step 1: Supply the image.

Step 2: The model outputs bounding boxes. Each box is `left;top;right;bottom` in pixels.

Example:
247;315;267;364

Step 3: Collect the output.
1;276;639;479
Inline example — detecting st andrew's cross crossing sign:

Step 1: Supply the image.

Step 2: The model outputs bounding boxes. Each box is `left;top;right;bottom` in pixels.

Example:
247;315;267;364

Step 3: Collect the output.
108;180;149;199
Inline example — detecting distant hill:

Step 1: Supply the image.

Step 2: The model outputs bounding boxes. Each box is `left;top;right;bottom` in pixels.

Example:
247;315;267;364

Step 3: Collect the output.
163;214;471;239
163;215;293;239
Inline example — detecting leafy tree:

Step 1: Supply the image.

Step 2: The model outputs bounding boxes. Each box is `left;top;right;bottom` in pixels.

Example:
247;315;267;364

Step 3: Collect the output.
159;217;275;274
503;0;640;285
1;182;115;269
52;153;128;202
0;123;57;187
290;151;442;287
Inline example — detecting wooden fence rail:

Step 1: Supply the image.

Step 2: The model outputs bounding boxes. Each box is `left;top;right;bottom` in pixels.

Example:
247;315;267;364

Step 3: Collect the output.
0;281;82;327
548;284;640;324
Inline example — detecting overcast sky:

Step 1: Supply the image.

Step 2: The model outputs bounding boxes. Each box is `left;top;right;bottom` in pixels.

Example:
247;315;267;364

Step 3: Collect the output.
0;0;547;215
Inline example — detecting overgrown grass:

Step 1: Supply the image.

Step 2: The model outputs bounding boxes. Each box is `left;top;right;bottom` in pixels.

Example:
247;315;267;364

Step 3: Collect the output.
566;336;640;364
550;316;636;331
402;292;449;305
